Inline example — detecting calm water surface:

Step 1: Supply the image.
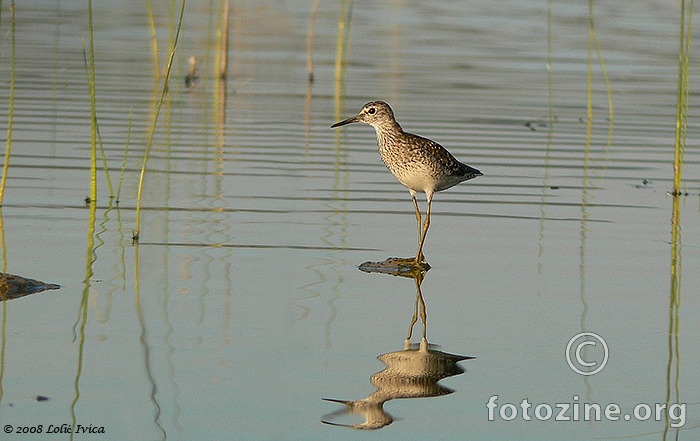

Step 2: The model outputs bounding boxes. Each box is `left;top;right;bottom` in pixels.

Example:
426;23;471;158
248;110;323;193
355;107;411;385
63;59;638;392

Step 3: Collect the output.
0;0;699;439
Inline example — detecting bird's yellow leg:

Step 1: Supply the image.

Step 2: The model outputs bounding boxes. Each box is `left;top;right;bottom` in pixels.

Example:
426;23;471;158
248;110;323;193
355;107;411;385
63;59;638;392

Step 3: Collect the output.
411;192;421;244
415;195;432;264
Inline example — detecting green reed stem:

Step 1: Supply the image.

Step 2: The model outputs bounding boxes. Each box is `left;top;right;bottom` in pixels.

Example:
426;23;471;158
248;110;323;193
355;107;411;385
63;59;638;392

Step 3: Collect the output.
116;108;133;204
96;118;114;198
333;0;353;119
673;0;693;195
342;2;354;67
587;0;614;146
86;0;97;203
134;0;186;240
218;0;230;80
87;1;114;200
682;2;694;130
306;0;321;82
81;42;115;201
0;3;10;398
593;33;613;121
83;0;114;201
0;2;16;205
585;2;594;151
333;0;347;103
546;0;553;125
592;27;614;146
215;0;230;131
146;0;159;81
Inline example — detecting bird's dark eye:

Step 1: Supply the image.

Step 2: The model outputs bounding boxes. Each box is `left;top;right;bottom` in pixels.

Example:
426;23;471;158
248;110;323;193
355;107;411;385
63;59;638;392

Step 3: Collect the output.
367;107;376;114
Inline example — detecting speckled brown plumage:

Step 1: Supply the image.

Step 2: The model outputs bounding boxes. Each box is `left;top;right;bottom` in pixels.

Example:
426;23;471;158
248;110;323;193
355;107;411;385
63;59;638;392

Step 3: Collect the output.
331;101;482;264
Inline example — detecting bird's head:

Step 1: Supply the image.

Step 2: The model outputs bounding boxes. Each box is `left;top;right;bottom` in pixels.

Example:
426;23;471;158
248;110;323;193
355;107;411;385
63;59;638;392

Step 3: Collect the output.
331;101;397;130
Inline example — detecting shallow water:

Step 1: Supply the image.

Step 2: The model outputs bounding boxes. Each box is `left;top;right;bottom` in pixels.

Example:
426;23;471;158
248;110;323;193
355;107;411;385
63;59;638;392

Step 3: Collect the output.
0;0;699;439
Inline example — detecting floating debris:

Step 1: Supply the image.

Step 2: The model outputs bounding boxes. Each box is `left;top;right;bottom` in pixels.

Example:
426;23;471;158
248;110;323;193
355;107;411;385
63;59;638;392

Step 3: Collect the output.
185;55;199;88
635;179;652;189
0;273;60;302
524;115;558;131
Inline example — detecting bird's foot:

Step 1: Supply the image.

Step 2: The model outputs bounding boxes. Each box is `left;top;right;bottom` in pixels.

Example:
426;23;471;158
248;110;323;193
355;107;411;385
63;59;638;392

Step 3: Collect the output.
386;256;430;270
414;254;430;268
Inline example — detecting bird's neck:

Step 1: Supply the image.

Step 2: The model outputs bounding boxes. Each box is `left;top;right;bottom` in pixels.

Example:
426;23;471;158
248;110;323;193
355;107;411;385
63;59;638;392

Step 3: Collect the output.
373;122;403;148
372;121;403;136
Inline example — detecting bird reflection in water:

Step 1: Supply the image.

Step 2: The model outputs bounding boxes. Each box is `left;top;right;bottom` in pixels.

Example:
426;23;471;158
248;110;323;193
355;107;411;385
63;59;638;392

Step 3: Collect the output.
0;272;60;302
321;259;474;429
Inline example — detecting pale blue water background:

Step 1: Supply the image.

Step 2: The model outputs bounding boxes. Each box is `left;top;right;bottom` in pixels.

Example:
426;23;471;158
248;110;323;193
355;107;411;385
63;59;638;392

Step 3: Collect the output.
0;0;699;439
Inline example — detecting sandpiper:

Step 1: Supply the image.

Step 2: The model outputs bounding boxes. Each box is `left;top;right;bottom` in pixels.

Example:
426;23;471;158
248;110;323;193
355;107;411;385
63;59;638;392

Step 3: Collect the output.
331;101;482;264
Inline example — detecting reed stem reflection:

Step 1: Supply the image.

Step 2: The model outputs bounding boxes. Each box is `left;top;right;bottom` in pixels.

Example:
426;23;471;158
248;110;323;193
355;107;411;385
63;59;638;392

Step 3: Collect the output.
322;261;474;429
663;194;683;440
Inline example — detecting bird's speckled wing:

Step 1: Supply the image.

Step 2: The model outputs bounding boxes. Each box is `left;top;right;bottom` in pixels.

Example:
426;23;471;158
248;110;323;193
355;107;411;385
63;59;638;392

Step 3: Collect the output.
406;133;481;179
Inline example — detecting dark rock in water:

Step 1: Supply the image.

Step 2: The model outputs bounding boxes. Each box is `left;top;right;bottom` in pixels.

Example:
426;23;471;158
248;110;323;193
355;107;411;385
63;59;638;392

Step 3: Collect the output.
0;273;60;302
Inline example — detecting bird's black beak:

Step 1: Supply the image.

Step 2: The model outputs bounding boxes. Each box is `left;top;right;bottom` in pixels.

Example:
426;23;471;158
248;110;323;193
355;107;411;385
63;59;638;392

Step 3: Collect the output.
330;115;359;128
